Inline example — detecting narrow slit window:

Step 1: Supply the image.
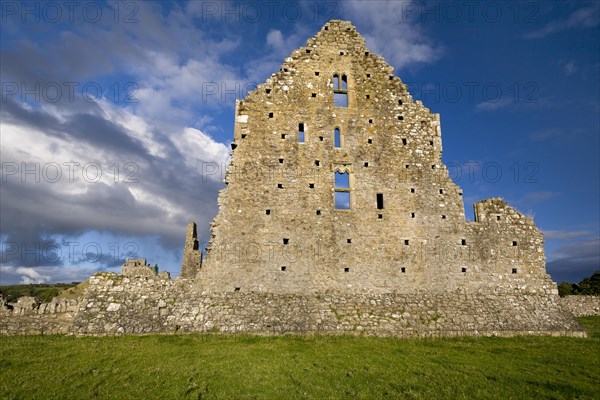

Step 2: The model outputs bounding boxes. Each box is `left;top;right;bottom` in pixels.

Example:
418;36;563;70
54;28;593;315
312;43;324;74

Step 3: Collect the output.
334;128;342;148
298;123;305;143
376;193;384;210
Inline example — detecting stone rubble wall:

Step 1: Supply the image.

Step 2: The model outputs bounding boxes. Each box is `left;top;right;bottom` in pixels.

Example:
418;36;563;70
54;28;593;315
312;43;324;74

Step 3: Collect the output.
561;296;600;317
0;274;588;337
0;296;80;335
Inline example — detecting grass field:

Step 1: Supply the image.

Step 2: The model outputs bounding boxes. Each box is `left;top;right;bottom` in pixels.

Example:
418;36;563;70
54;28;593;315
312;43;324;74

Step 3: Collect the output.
1;317;598;399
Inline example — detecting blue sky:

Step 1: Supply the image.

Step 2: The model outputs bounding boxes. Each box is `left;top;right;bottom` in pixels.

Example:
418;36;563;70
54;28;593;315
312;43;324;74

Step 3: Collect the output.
1;0;598;284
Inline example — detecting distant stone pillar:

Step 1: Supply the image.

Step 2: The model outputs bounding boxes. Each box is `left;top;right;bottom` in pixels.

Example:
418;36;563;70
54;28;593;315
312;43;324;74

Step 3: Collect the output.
180;221;201;279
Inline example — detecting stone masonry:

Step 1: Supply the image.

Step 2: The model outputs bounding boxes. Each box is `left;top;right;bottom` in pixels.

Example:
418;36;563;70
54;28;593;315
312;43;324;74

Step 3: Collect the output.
0;20;588;337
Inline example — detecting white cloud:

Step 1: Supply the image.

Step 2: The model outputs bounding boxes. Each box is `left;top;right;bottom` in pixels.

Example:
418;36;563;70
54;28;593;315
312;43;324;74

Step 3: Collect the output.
475;97;513;112
564;60;578;76
342;0;443;69
525;4;600;39
543;230;593;240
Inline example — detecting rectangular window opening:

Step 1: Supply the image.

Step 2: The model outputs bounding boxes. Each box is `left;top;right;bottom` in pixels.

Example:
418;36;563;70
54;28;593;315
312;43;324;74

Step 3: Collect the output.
347;239;352;244
404;240;409;245
461;268;467;273
401;267;406;273
344;267;350;273
378;214;383;219
512;241;518;246
334;128;342;148
281;266;287;271
367;138;373;144
266;89;271;94
411;212;415;218
283;238;289;245
461;239;467;245
364;162;369;167
281;134;286;139
277;183;283;189
442;215;447;219
311;93;317;98
266;209;271;215
439;189;444;194
315;71;320;76
410;188;415;193
402;138;407;145
315;160;321;166
269;112;273;118
334;92;348;107
234;287;241;292
309;183;315;189
316;210;321;216
512;268;517;274
376;193;384;210
334;192;351;210
279;158;284;164
241;134;247;139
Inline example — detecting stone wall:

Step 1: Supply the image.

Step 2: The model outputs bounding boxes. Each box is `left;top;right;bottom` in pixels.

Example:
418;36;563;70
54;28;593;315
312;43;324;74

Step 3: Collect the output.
0;296;79;335
561;296;600;317
0;273;588;337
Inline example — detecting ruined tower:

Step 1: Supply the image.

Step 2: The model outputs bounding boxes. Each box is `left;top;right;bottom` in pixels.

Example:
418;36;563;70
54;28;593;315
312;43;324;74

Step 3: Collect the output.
196;20;557;296
180;221;201;279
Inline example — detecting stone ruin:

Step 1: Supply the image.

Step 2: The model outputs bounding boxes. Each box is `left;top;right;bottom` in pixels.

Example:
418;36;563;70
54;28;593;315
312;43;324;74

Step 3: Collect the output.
1;20;595;337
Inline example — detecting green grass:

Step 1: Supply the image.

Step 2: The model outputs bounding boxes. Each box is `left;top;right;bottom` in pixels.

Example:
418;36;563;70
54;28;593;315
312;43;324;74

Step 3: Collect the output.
1;317;599;400
0;282;81;303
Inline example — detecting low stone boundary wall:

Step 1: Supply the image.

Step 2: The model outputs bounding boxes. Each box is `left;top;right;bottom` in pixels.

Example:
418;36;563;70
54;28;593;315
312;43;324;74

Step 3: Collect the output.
561;296;600;317
0;297;80;335
0;274;588;337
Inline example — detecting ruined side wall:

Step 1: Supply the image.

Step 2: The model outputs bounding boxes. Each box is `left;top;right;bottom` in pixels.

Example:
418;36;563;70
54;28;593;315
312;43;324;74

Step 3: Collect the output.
66;274;585;337
561;296;600;317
